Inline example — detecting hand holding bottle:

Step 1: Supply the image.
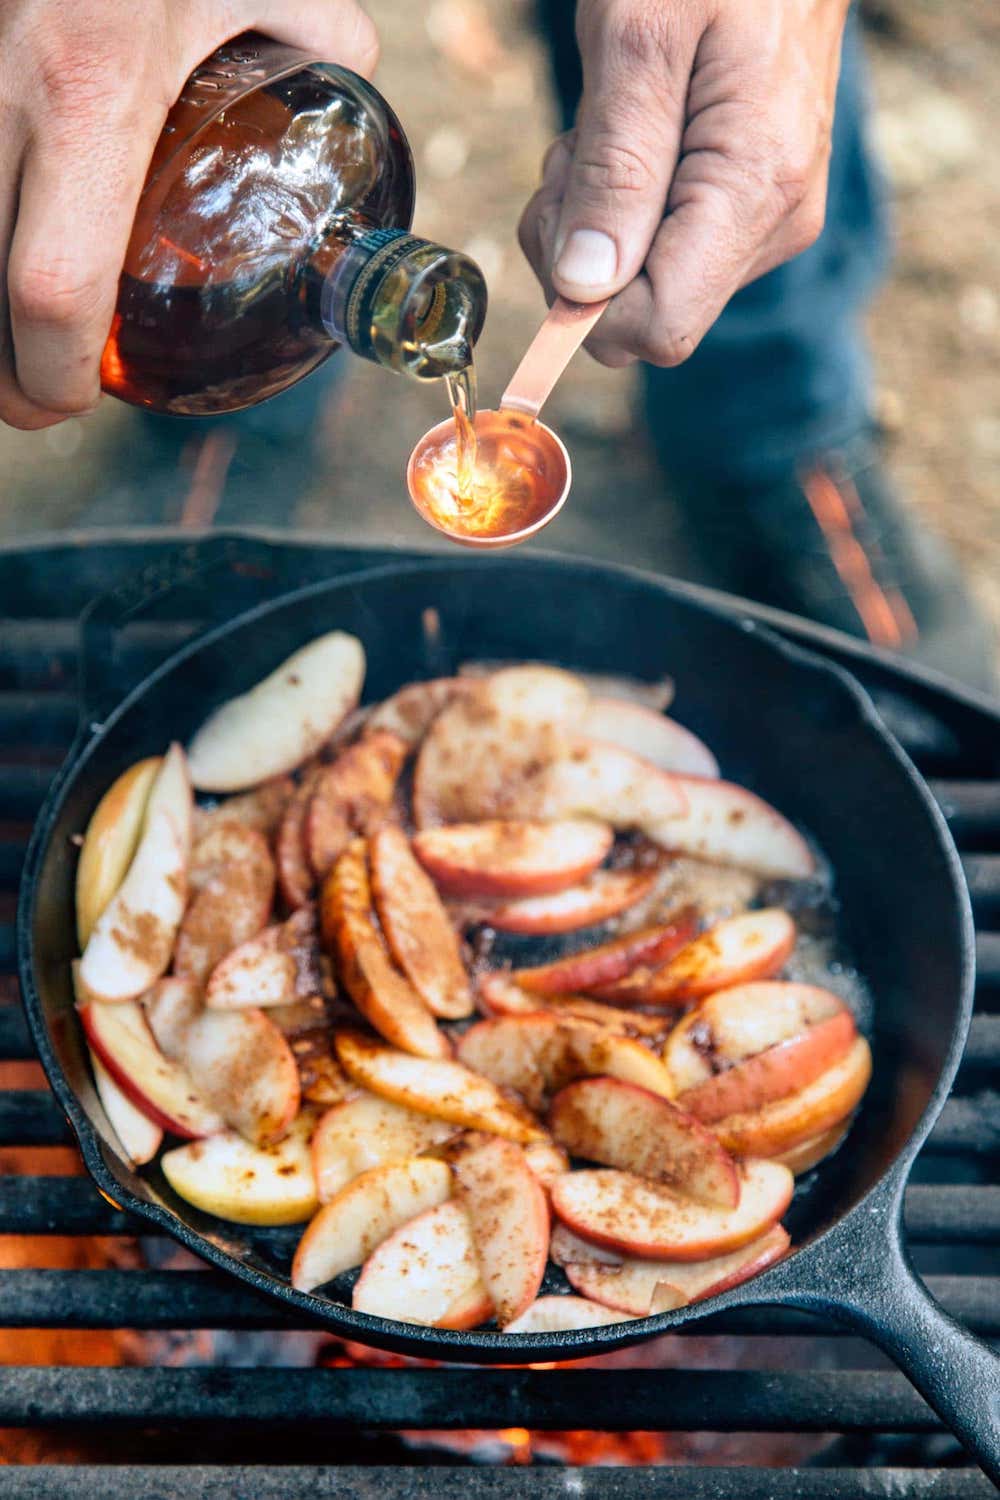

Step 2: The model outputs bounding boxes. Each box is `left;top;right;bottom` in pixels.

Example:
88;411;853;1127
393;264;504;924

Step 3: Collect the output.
0;0;379;429
518;0;849;369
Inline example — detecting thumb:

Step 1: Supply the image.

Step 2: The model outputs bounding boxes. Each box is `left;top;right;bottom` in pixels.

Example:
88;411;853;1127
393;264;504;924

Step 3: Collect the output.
246;1;381;79
551;13;693;302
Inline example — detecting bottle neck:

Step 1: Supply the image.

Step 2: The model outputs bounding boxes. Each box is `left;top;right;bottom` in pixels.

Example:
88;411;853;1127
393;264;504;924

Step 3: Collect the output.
307;226;487;379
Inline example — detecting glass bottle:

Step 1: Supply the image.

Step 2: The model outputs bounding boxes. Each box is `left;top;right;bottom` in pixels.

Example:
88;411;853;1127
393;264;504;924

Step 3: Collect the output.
99;33;487;416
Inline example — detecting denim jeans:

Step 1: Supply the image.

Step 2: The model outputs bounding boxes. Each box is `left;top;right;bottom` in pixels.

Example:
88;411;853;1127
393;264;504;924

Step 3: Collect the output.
537;4;891;484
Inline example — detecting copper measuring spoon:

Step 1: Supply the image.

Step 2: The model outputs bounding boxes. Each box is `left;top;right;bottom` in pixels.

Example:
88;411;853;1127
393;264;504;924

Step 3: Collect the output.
406;295;609;548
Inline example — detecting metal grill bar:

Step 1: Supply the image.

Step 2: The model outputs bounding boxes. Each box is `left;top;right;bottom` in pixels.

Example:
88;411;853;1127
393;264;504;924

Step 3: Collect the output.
0;925;15;971
0;1471;996;1500
0;1270;994;1337
0;1091;72;1145
0;1003;33;1059
0;691;77;741
0;764;56;820
975;934;1000;988
932;781;1000;843
964;855;1000;915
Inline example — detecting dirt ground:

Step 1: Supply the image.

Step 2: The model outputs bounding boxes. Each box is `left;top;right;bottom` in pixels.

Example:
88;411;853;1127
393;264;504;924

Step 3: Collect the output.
0;0;997;649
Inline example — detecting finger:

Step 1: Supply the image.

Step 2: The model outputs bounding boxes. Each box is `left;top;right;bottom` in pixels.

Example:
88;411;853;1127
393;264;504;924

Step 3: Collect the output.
0;126;66;428
246;0;380;78
518;137;573;300
549;6;698;302
740;171;829;288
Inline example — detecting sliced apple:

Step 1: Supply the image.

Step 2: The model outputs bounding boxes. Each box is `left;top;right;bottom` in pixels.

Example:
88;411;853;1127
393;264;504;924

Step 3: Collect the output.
80;998;223;1139
334;1031;545;1144
512;909;698;996
142;975;202;1060
647;774;815;878
522;1138;570;1192
292;1156;452;1293
161;1110;319;1226
451;1136;550;1326
478;973;667;1041
75;756;162;948
480;867;659;935
457;662;674;712
306;730;408;883
186;630;365;792
550;1221;790;1315
596;909;796;1005
206;905;325;1010
712;1037;873;1157
774;1119;850;1175
504;1295;635;1333
311;1092;460;1202
173;822;275;985
77;805;187;1004
548;1078;739;1209
550;1158;794;1260
352;1199;493;1329
456;1014;675;1112
320;840;449;1059
369;826;474;1020
412;819;614;899
664;981;855;1095
88;1046;163;1165
365;677;473;747
276;767;323;909
539;739;688;831
678;1012;857;1124
582;700;719;778
192;774;296;846
178;1005;300;1147
144;743;194;859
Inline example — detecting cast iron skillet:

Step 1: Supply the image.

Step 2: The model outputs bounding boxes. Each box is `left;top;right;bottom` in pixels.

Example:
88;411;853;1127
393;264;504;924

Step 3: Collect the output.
17;549;1000;1479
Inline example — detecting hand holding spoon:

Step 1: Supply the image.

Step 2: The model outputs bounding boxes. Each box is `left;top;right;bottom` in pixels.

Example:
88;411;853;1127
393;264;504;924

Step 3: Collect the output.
407;296;609;548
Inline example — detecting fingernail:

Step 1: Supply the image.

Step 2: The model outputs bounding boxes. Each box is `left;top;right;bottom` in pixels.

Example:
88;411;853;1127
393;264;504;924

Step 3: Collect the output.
554;229;617;289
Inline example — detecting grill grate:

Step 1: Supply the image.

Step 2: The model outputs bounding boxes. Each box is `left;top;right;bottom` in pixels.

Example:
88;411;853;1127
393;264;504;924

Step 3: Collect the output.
1;534;997;1498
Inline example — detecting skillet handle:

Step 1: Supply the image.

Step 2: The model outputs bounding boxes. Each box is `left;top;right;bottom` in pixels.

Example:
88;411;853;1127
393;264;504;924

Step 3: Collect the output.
768;1219;1000;1481
77;533;283;726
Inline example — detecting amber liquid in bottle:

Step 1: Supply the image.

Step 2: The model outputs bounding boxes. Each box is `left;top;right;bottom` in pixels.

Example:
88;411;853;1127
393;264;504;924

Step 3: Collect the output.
100;37;485;416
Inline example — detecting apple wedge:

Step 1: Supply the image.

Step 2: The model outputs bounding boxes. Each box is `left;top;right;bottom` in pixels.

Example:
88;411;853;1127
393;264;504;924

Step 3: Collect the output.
75;756;162;948
320;840;449;1059
80;999;223;1139
647;774;815;878
550;1221;790;1315
192;774;296;845
144;743;194;859
550;1158;794;1260
161;1110;319;1226
522;1138;570;1192
678;1012;857;1124
366;677;473;746
412;819;614;899
352;1199;493;1329
334;1031;545;1144
174;822;275;985
276;767;323;909
292;1156;452;1293
311;1092;460;1202
548;1078;739;1209
595;909;796;1005
664;981;856;1094
451;1136;550;1326
206;906;325;1010
456;1014;675;1112
180;1005;301;1147
77;804;187;1004
775;1119;851;1174
369;826;474;1020
538;739;688;832
712;1036;873;1157
582;700;719;778
88;1047;163;1165
511;909;698;995
142;975;202;1060
186;630;365;791
480;867;658;935
478;973;668;1041
504;1296;635;1333
306;730;408;883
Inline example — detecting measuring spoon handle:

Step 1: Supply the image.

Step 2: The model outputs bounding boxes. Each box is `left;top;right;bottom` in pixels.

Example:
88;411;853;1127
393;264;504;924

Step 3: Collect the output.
499;296;609;420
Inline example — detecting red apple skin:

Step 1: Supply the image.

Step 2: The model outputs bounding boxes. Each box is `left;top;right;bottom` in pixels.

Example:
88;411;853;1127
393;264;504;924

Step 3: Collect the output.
452;1136;551;1327
412;819;614;899
548;1077;740;1210
479;867;658;935
478;973;668;1041
592;909;795;1005
712;1037;872;1158
79;1002;221;1140
369;825;474;1021
677;1009;857;1124
277;767;323;909
512;907;698;995
550;1158;794;1261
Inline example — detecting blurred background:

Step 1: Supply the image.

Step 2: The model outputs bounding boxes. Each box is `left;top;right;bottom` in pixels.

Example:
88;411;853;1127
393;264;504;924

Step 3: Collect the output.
0;0;997;642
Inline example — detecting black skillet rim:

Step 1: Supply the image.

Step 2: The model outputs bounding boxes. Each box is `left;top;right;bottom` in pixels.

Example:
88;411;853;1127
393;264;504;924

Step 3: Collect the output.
16;554;977;1361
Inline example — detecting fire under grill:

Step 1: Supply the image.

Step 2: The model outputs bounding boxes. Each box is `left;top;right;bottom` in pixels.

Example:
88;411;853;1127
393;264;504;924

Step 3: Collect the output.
0;532;998;1497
